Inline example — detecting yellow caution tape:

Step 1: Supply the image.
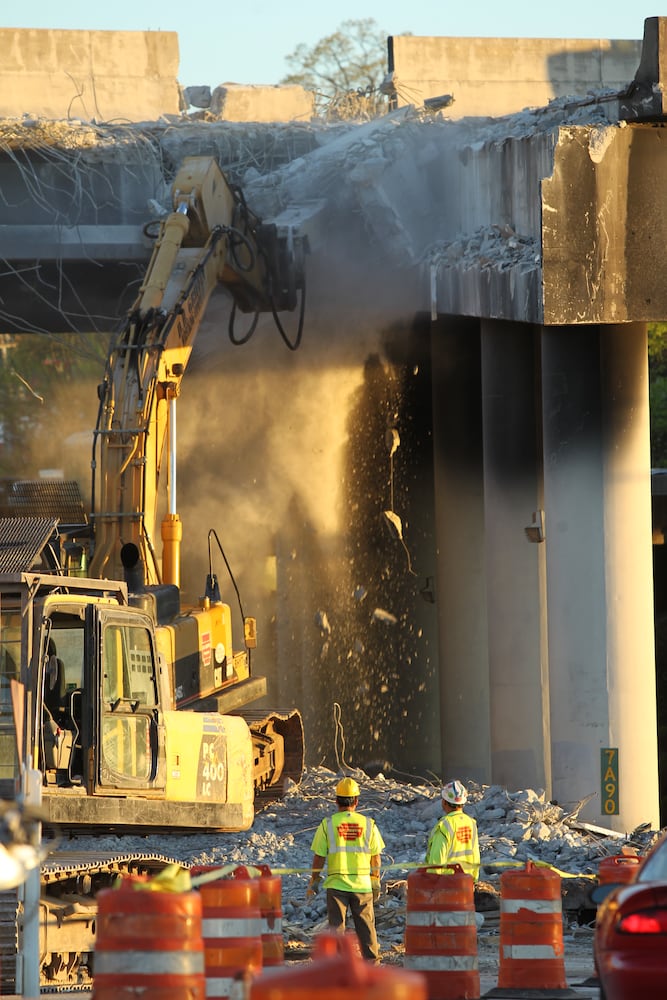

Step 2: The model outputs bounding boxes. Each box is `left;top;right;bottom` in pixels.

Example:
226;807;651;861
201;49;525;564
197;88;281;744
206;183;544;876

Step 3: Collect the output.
190;864;263;888
478;858;596;880
119;863;193;893
267;859;596;880
109;858;594;893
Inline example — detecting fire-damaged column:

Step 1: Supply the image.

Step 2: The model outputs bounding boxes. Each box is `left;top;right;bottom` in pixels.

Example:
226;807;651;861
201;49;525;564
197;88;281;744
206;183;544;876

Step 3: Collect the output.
431;316;490;782
541;323;659;831
481;319;552;793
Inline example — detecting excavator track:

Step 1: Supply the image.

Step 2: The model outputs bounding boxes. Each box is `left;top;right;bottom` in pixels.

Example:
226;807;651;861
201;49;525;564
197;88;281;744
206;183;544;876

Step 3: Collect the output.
0;852;183;994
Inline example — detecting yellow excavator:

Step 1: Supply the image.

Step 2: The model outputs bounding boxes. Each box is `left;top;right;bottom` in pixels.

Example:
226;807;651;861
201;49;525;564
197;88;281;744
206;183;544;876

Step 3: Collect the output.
0;156;308;990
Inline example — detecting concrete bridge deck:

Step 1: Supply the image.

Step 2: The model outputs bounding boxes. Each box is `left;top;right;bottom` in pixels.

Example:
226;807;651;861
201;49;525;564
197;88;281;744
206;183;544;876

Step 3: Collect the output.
0;18;665;843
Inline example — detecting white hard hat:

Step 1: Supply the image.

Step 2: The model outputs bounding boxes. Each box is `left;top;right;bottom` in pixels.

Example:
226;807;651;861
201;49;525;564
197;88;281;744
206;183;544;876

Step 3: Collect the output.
442;780;467;805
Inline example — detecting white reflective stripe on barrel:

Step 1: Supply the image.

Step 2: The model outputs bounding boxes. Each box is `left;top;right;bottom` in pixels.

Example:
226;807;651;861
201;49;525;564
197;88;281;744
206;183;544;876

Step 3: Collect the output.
206;975;240;997
404;954;479;971
260;917;283;933
501;898;561;914
407;910;476;927
502;944;560;960
202;917;263;937
94;950;204;975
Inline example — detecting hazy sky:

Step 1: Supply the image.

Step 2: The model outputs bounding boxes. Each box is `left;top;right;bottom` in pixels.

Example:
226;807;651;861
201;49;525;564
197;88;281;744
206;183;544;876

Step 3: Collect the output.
4;2;650;89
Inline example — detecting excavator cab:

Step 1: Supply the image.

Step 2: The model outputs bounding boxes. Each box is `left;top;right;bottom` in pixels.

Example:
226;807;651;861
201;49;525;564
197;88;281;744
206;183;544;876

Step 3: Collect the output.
38;606;167;803
37;602;166;796
91;606;166;792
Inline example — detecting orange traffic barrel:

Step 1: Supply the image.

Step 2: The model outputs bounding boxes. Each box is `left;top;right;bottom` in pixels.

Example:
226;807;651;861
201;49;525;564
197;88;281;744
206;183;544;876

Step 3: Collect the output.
93;875;205;1000
598;854;640;885
403;864;480;999
250;931;427;999
256;864;284;966
192;865;263;1000
487;861;579;999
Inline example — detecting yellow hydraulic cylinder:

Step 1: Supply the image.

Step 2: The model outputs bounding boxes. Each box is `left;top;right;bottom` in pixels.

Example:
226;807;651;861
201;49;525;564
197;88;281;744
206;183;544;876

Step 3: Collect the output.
161;513;183;587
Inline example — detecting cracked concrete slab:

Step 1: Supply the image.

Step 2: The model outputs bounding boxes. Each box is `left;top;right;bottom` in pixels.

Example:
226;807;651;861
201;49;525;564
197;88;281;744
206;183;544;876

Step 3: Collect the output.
0;33;664;332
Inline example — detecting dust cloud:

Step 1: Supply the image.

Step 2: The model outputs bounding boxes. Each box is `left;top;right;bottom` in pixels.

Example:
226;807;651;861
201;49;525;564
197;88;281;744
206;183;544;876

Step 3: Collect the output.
0;111;454;779
172;266;441;776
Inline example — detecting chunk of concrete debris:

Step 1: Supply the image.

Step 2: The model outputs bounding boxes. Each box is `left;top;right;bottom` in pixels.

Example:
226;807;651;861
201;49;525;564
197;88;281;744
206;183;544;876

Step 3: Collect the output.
183;86;212;110
373;607;398;625
314;610;331;635
209;83;315;123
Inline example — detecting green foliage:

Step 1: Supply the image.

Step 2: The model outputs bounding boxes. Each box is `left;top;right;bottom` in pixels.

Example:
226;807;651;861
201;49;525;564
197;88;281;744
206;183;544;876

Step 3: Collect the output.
281;18;389;120
650;323;667;468
0;333;109;477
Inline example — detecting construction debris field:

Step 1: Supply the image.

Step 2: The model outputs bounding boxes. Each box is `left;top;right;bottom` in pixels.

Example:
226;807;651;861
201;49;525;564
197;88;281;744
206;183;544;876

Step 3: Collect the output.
54;765;658;994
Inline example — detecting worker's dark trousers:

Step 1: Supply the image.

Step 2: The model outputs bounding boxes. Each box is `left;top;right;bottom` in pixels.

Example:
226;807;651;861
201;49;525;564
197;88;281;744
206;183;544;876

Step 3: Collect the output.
326;888;379;961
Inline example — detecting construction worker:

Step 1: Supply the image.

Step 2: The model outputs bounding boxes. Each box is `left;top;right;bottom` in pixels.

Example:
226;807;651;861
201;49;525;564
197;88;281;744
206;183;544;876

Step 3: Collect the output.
424;779;480;880
307;776;385;961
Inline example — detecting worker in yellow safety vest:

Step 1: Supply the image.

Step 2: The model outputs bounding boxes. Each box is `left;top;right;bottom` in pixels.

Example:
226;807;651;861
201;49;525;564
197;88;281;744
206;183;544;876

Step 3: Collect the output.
307;776;385;961
424;779;480;880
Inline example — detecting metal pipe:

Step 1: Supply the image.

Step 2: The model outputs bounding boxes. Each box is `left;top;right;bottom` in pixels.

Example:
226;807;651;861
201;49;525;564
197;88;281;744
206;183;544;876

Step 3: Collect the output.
169;394;177;516
161;392;182;587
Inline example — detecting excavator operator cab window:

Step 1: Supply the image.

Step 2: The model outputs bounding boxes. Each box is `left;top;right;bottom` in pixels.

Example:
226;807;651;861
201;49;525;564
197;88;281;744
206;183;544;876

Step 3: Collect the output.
100;623;158;785
50;628;85;696
103;625;156;708
40;622;85;784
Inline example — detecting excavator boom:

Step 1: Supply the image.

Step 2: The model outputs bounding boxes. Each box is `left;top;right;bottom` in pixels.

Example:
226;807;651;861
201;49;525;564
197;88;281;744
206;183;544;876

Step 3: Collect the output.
89;156;305;585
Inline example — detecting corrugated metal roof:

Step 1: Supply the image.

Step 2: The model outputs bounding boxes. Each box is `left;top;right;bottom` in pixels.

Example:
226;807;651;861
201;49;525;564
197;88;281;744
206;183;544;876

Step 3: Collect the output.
0;480;87;528
0;516;59;573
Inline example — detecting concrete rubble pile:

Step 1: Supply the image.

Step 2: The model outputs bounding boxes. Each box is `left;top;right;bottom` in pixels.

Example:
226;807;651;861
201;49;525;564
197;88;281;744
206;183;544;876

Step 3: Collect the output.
1;84;618;241
70;765;663;963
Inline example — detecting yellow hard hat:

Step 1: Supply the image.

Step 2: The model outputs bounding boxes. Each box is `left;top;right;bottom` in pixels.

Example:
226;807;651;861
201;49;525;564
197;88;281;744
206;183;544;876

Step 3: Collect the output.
336;777;360;798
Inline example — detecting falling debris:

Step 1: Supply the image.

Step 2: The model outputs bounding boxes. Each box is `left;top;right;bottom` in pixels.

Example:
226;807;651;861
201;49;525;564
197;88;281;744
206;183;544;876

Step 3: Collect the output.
314;610;331;635
385;428;400;457
383;509;404;539
382;509;416;576
383;426;416;576
424;93;455;113
353;585;368;602
373;607;398;625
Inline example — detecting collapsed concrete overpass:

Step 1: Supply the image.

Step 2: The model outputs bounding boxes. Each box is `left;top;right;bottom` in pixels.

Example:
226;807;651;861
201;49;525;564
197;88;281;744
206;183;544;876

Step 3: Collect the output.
1;18;666;833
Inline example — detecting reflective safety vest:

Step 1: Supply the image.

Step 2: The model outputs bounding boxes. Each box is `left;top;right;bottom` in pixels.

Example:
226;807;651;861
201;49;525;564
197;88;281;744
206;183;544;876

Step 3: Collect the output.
425;809;480;880
310;810;385;893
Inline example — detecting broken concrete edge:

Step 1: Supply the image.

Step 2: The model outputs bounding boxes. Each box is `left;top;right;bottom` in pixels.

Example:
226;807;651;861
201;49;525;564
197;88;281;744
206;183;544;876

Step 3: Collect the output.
1;76;663;328
620;15;667;119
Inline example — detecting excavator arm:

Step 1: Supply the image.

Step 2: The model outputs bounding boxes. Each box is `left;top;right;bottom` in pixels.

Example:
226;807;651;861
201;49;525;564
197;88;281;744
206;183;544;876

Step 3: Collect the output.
88;157;305;585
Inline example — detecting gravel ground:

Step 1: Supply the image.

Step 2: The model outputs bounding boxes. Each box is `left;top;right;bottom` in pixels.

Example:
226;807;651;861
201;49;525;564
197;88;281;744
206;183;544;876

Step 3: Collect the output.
60;765;661;976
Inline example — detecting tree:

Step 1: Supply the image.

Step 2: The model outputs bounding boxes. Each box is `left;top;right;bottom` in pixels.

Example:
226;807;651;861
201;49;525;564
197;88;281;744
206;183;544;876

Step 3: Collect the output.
649;323;667;468
281;18;389;120
0;332;108;477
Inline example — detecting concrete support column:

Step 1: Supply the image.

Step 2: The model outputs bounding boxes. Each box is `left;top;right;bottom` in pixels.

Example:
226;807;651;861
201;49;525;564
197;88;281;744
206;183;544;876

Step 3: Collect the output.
542;323;659;830
481;319;551;793
431;317;490;782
